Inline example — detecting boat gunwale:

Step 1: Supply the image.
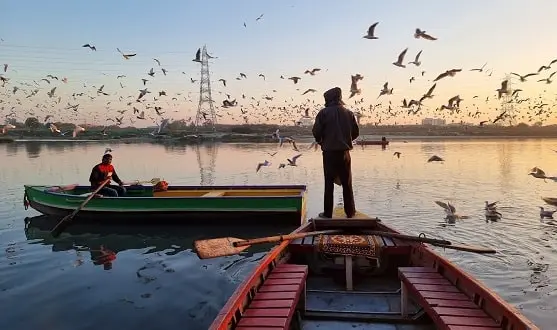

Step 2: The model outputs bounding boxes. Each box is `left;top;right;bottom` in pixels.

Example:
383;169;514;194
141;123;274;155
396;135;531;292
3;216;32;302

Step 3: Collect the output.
24;184;308;200
407;235;539;329
210;218;540;330
209;221;312;330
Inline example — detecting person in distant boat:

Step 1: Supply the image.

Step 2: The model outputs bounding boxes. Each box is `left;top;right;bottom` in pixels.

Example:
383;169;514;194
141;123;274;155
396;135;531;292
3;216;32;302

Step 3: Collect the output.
312;87;359;218
89;153;126;197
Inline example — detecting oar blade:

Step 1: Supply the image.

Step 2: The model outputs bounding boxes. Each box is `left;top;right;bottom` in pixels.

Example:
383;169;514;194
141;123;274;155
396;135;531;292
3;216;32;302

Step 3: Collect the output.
195;237;249;259
433;243;496;254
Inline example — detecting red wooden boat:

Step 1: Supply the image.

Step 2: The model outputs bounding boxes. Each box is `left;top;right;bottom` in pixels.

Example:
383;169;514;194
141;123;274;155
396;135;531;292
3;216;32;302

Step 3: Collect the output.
209;208;539;330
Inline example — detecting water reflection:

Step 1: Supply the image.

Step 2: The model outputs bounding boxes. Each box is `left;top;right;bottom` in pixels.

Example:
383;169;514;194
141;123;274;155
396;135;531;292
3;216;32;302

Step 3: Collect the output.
23;215;296;271
24;142;42;158
5;142;19;156
196;144;218;186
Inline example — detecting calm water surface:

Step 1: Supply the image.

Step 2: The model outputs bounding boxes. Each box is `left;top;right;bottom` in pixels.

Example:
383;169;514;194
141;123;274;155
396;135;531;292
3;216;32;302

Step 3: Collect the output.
1;139;556;329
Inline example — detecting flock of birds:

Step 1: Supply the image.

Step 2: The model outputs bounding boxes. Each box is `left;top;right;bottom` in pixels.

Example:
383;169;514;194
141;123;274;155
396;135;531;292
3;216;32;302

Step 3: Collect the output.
2;13;557;136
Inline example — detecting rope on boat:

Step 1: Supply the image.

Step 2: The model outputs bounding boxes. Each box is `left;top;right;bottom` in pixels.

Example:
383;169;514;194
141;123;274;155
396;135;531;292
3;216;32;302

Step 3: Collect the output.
23;191;29;210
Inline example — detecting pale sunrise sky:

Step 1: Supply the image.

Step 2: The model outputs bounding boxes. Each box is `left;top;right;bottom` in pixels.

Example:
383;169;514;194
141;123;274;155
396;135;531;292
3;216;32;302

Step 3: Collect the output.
1;0;557;126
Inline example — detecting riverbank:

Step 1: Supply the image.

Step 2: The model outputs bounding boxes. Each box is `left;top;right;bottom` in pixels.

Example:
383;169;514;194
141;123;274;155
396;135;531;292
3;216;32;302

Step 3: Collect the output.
4;124;557;143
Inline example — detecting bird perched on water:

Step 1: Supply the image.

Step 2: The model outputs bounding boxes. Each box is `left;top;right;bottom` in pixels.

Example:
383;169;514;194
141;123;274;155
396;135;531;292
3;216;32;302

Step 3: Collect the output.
540;207;556;219
428;155;444;162
485;201;502;220
435;201;468;222
393;152;401;158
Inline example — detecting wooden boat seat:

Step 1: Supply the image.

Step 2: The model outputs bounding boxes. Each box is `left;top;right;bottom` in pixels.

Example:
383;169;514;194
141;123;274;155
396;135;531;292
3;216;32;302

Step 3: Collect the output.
201;191;226;197
236;263;308;330
399;267;503;330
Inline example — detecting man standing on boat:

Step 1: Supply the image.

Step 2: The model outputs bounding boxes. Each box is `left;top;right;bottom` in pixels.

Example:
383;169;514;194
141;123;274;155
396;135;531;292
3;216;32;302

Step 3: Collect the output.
312;87;359;218
89;153;126;197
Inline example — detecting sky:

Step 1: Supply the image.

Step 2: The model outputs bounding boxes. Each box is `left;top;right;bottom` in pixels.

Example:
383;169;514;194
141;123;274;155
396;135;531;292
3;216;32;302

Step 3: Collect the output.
2;0;557;127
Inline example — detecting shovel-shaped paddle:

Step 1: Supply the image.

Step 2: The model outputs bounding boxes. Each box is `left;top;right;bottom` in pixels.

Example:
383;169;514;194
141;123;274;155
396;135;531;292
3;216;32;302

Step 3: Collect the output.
194;229;341;259
50;178;111;237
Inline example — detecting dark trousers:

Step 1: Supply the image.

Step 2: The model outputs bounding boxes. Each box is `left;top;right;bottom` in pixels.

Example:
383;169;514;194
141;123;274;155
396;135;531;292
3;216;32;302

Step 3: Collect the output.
322;150;355;218
97;185;126;197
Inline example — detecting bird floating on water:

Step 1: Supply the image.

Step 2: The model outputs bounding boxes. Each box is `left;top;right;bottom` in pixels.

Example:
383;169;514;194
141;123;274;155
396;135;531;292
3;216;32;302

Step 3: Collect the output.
540;207;556;219
428;155;444;162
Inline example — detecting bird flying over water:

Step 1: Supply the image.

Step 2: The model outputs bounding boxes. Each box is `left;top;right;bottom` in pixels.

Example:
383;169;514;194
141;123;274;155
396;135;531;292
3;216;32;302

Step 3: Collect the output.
256;160;271;172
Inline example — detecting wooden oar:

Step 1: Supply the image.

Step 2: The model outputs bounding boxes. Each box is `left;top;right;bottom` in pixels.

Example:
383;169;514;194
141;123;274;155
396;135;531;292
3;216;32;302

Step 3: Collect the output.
364;230;495;254
364;231;451;245
195;229;341;259
50;179;110;237
431;243;496;254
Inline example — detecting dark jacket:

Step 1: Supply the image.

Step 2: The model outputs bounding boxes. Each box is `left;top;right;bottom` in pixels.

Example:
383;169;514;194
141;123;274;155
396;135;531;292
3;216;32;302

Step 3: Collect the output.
89;163;122;188
312;87;359;151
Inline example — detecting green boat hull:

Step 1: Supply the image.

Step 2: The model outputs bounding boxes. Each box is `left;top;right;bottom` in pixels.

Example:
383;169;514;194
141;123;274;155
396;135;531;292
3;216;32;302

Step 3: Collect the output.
23;184;307;226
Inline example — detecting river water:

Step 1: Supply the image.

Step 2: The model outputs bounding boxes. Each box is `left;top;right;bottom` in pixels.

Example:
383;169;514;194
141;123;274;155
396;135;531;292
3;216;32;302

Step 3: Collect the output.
1;139;556;329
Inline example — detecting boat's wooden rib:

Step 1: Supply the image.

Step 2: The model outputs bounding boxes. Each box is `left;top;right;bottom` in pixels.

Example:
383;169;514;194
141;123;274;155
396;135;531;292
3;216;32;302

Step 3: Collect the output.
209;207;540;330
23;184;307;225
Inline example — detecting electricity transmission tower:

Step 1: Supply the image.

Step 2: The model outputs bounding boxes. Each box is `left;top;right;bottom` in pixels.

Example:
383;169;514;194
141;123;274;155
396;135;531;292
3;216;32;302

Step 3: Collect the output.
194;45;217;131
500;74;516;126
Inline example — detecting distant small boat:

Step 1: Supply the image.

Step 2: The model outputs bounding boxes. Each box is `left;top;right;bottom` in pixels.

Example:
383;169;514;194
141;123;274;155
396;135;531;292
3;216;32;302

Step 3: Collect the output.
355;139;389;146
23;184;307;225
209;207;538;330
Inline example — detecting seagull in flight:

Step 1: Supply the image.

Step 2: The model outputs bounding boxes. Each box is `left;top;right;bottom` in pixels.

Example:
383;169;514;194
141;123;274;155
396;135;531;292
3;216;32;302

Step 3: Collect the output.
82;44;96;51
256;160;271;172
393;48;408;68
117;48;136;60
408;50;422;66
363;22;379;39
414;28;437;40
287;154;302;166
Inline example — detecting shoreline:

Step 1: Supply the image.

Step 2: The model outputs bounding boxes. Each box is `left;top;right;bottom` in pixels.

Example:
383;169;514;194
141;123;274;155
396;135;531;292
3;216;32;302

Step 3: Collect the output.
5;134;557;144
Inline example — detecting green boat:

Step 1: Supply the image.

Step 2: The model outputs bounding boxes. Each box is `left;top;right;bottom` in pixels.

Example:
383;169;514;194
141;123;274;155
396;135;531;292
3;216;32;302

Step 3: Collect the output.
23;184;307;225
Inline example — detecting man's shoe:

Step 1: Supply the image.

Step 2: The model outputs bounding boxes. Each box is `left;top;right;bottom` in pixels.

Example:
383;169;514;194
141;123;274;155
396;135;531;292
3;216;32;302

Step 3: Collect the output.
318;212;332;218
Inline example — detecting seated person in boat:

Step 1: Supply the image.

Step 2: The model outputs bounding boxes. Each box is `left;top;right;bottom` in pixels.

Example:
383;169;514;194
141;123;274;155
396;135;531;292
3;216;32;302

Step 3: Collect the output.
89;153;126;197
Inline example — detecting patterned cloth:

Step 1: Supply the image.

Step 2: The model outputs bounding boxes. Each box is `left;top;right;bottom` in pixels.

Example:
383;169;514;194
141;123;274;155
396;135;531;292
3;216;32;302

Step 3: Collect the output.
317;234;381;258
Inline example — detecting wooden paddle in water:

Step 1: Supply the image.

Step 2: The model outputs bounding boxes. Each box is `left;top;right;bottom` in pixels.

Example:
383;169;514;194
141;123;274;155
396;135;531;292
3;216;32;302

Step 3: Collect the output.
50;179;111;237
365;231;496;254
195;229;341;259
431;243;496;254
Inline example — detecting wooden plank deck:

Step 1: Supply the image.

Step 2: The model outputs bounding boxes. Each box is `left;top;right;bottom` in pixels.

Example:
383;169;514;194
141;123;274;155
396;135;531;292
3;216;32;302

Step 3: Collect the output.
399;267;503;330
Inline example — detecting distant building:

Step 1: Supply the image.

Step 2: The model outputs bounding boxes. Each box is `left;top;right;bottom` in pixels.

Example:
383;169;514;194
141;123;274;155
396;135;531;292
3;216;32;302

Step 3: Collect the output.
421;118;446;126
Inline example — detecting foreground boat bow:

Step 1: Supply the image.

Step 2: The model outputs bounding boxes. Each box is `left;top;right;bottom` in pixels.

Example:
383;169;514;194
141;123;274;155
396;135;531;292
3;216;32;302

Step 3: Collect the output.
210;208;539;330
